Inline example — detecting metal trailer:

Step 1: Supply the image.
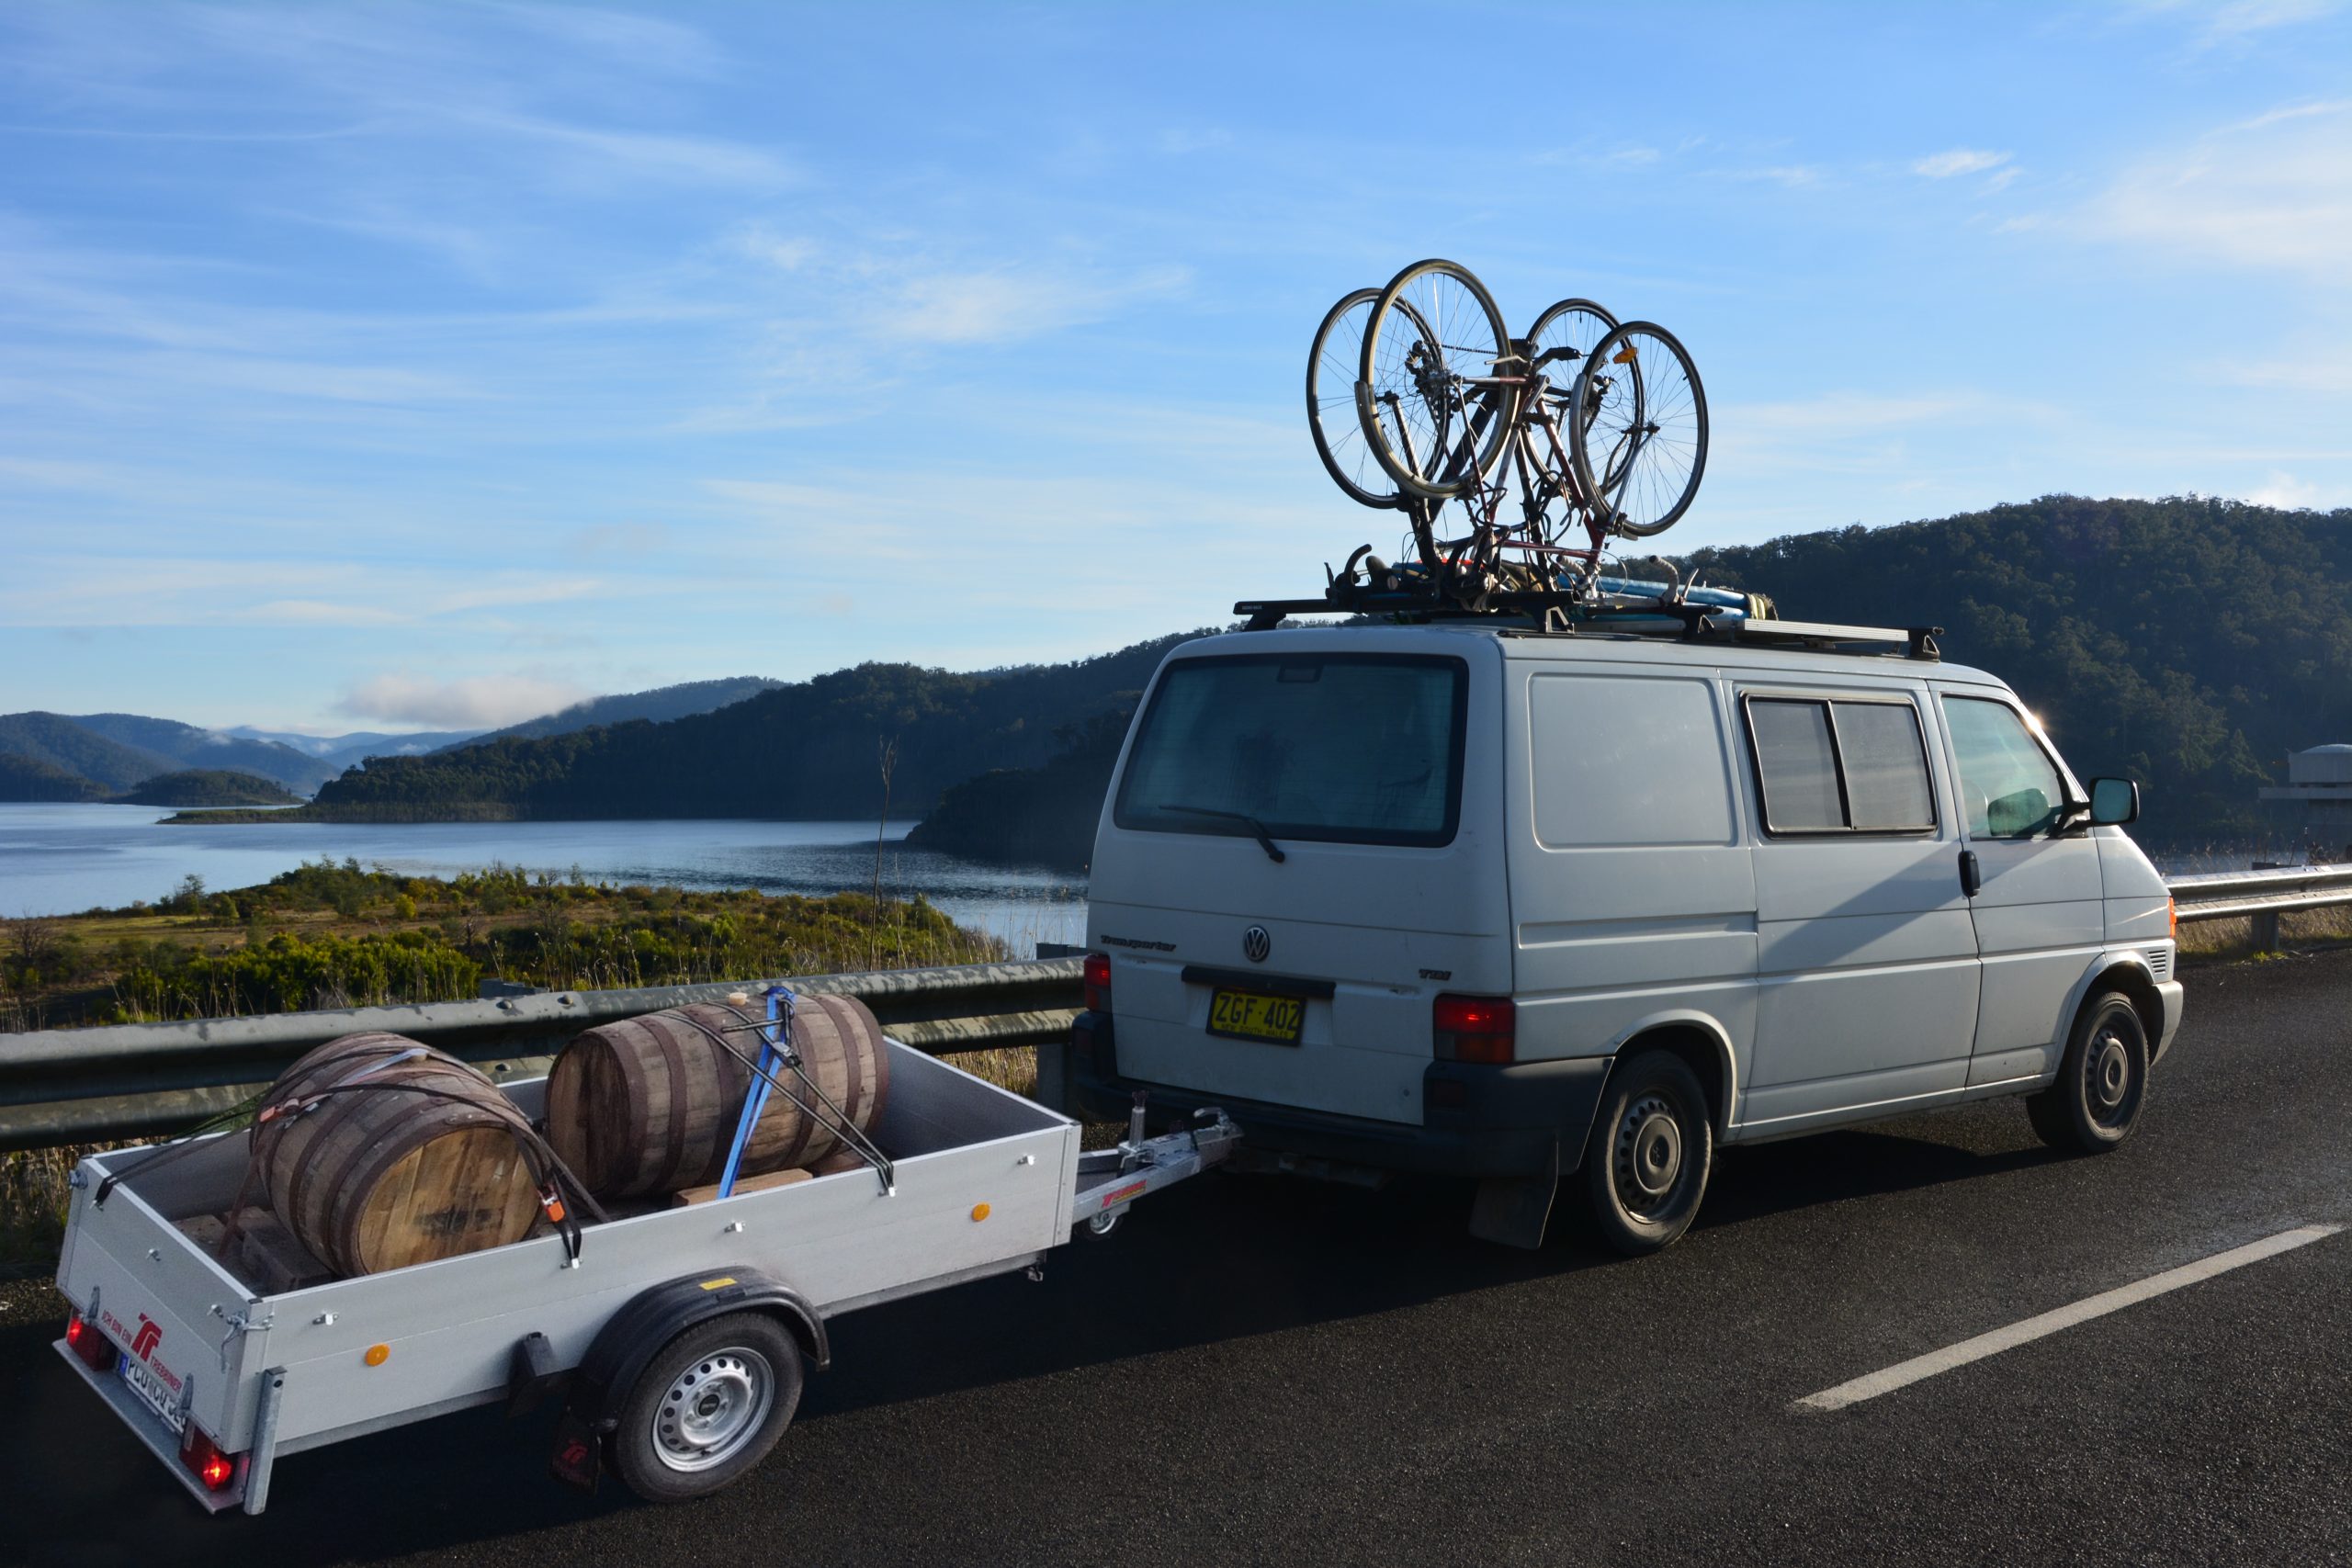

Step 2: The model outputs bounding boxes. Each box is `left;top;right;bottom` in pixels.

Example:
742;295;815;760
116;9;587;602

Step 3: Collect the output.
51;1039;1237;1514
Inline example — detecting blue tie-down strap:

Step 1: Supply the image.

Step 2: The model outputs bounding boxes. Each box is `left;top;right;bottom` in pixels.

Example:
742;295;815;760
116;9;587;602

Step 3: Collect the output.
717;985;796;1200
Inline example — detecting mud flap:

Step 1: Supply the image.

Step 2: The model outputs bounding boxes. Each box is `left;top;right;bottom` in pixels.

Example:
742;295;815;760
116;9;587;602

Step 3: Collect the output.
1467;1136;1560;1250
548;1409;602;1493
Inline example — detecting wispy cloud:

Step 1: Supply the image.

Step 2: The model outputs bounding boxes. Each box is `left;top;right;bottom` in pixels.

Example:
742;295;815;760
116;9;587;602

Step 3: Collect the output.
2245;469;2347;509
340;671;591;728
880;265;1190;344
1912;148;2012;178
2195;0;2339;41
1726;164;1826;187
2069;99;2352;274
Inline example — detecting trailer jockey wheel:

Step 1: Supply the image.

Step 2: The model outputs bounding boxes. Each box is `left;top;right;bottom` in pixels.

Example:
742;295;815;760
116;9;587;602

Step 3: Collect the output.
1084;1208;1124;1240
611;1312;803;1502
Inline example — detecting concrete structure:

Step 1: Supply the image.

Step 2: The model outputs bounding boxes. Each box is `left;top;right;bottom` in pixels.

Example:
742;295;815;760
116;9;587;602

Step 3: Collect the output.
2259;743;2352;842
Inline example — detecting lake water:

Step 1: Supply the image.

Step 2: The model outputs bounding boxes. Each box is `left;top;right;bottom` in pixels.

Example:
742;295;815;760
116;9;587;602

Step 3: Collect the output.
0;804;1088;955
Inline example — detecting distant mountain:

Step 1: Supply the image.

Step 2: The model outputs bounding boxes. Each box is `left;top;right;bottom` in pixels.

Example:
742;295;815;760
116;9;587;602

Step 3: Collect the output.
275;640;1183;821
64;714;336;793
445;677;784;750
0;752;112;802
224;725;487;772
0;713;185;793
116;770;304;807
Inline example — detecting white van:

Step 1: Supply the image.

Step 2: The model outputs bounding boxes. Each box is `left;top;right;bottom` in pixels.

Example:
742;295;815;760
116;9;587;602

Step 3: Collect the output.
1065;618;2183;1254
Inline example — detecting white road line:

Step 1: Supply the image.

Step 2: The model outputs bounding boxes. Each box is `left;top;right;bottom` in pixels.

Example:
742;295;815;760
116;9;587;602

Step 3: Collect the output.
1794;1224;2344;1414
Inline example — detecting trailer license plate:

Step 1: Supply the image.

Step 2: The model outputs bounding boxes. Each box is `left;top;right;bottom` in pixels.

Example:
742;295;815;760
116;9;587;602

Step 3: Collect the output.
119;1354;185;1435
1208;988;1305;1044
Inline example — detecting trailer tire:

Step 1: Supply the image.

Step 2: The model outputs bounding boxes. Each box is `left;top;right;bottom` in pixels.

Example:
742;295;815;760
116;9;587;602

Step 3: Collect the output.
610;1312;803;1503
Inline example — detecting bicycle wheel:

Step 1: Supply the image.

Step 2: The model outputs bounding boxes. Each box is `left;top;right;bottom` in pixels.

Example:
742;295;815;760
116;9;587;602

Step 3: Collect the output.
1356;258;1513;501
1570;321;1707;538
1525;298;1618;423
1521;298;1621;541
1306;288;1405;509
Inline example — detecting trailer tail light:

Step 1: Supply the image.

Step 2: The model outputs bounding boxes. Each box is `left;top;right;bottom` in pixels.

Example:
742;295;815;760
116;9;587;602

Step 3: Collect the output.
2168;898;2177;938
1083;953;1113;1013
181;1426;236;1493
65;1311;117;1372
1433;995;1515;1065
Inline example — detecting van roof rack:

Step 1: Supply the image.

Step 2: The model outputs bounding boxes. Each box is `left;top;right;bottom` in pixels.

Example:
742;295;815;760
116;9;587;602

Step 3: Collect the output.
1735;619;1942;660
1232;592;1942;661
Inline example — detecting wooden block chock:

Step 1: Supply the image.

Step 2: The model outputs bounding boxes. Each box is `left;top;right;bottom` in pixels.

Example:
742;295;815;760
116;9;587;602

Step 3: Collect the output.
670;1167;814;1207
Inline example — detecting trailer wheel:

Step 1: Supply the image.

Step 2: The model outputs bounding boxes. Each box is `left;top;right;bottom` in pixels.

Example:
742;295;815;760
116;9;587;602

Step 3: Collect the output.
610;1312;803;1503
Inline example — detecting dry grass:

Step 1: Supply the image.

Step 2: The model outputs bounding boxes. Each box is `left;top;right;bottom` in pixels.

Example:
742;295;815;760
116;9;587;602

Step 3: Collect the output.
2176;904;2352;958
0;1145;96;1278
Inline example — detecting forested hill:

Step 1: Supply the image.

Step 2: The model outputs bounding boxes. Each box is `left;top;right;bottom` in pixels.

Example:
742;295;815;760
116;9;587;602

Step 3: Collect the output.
900;495;2351;865
1684;495;2352;844
293;633;1195;821
444;675;783;750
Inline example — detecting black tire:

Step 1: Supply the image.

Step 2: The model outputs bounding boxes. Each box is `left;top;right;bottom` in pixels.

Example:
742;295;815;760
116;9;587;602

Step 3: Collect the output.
1307;288;1407;509
609;1312;803;1503
1570;321;1707;538
2027;992;2150;1153
1356;258;1513;501
1578;1051;1713;1256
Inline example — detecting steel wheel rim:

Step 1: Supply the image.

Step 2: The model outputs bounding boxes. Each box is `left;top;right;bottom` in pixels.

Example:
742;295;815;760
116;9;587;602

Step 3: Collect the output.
652;1348;775;1472
1615;1090;1685;1214
2084;1013;2144;1129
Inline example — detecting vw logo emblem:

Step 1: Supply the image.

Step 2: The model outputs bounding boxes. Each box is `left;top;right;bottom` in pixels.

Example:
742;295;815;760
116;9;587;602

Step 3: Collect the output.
1241;925;1272;964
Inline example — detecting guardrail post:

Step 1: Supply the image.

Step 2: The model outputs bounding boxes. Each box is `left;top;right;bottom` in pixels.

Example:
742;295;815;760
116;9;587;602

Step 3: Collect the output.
2250;909;2281;953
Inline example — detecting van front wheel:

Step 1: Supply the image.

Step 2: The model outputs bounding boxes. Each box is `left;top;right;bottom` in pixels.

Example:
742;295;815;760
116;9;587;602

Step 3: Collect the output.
1579;1052;1712;1256
2027;992;2149;1154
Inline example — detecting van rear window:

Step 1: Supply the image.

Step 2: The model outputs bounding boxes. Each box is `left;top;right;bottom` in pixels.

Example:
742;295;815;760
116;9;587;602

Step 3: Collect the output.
1114;653;1467;847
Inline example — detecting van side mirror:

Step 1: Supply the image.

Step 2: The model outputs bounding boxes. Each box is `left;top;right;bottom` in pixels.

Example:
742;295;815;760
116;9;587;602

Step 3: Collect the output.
2088;777;2140;826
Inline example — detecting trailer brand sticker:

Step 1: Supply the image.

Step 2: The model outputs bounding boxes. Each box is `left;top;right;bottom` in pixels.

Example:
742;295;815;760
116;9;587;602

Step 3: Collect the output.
1101;1180;1148;1209
698;1276;738;1292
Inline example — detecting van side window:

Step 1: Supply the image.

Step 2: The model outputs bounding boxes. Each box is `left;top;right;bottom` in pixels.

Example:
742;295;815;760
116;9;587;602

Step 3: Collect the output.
1838;702;1937;829
1530;674;1733;847
1943;697;2067;838
1745;696;1937;835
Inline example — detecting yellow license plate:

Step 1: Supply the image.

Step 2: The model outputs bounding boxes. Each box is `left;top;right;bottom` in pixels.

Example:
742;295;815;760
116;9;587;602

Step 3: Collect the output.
1208;988;1305;1044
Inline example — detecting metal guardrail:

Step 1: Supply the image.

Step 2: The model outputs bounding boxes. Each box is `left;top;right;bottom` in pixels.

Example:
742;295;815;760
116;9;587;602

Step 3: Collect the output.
0;958;1080;1152
3;863;2348;1154
2165;863;2352;950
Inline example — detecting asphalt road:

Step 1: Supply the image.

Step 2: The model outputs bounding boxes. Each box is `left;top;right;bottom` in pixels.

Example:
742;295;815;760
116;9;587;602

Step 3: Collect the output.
8;949;2350;1567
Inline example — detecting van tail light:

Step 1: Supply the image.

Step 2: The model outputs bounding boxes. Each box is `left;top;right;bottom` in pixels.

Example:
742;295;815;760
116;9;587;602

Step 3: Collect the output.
1083;953;1113;1013
1433;994;1515;1065
65;1311;117;1372
181;1426;237;1493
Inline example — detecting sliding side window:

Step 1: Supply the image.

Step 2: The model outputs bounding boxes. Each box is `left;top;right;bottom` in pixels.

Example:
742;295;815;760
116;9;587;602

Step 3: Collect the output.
1746;696;1937;835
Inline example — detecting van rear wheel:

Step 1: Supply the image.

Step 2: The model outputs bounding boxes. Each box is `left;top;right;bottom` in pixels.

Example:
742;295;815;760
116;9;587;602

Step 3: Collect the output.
2027;992;2149;1154
1579;1051;1712;1255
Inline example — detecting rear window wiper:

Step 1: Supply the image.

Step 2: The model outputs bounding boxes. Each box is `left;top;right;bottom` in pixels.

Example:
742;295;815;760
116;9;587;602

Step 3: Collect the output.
1157;804;1287;863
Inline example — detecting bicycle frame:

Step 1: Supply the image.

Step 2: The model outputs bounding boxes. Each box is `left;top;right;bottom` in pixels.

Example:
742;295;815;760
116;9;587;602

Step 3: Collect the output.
1374;342;1633;597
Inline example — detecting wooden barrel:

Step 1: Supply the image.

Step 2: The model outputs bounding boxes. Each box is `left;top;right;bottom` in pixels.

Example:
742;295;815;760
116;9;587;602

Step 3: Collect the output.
545;996;889;1201
250;1032;543;1279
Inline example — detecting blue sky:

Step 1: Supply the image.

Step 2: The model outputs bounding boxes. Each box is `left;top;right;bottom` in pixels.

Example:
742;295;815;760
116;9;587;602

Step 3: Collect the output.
2;1;2347;732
